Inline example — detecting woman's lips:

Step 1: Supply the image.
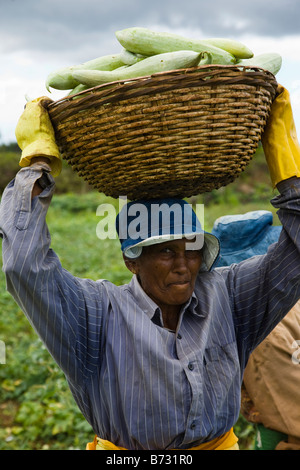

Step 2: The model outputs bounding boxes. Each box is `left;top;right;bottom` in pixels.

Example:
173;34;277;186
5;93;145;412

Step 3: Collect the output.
168;280;191;286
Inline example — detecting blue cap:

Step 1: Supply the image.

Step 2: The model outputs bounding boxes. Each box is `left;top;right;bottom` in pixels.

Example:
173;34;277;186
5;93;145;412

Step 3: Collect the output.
116;198;220;271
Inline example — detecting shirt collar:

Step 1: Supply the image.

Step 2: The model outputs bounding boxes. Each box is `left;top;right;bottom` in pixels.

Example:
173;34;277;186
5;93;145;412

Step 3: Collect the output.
128;275;160;321
128;275;201;325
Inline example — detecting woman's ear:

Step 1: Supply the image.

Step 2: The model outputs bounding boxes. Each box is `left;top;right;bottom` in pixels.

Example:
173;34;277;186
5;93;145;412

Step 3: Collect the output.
123;254;138;275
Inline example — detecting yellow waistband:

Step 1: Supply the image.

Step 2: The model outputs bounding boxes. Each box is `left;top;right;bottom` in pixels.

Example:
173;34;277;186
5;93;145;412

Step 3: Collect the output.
86;427;239;451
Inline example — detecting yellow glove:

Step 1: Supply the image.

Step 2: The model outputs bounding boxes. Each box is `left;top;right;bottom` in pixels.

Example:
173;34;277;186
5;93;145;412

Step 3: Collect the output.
15;96;62;177
261;85;300;187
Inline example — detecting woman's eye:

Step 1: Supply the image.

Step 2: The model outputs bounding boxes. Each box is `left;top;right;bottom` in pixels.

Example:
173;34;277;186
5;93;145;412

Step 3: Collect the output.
161;247;173;254
185;249;202;259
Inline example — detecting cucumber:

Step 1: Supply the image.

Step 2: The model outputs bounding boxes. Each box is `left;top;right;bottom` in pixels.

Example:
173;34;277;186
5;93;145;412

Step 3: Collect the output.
46;67;80;92
67;83;89;95
237;53;282;75
199;52;212;64
201;38;253;59
115;27;236;64
46;54;125;91
120;48;146;65
72;50;202;87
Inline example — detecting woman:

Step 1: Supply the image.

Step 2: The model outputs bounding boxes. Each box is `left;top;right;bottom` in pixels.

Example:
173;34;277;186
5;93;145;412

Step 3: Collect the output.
0;85;300;450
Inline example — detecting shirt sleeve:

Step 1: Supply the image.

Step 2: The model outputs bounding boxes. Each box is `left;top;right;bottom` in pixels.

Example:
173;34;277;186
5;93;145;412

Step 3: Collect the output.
221;178;300;358
0;164;104;383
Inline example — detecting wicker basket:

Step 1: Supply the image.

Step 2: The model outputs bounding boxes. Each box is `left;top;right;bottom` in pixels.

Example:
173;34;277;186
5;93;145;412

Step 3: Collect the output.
47;65;278;200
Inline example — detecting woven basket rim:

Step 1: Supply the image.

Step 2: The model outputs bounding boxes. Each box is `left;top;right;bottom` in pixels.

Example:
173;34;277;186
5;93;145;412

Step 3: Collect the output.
47;64;278;118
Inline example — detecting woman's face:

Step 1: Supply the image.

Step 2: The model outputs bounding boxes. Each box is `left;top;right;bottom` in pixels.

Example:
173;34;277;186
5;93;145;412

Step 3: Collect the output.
125;238;203;313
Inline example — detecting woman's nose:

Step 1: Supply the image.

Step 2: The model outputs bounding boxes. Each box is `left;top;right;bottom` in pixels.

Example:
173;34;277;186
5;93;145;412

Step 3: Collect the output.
173;253;189;273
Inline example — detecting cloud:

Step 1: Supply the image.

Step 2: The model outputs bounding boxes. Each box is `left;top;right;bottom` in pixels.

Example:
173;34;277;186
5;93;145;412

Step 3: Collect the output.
2;0;300;61
1;0;300;143
240;34;300;63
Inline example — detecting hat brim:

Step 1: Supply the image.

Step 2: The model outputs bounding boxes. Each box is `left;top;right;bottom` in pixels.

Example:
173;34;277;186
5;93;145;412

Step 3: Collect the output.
124;231;220;272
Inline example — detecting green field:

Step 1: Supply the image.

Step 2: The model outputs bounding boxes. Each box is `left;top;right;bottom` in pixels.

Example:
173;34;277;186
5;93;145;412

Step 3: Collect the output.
0;144;279;450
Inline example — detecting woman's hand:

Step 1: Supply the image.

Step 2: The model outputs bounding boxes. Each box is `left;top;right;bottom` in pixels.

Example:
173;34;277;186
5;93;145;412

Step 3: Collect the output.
261;85;300;188
30;157;51;199
15;96;62;177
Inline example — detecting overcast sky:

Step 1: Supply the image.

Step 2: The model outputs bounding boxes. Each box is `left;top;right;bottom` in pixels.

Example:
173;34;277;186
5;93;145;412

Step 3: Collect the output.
1;0;300;143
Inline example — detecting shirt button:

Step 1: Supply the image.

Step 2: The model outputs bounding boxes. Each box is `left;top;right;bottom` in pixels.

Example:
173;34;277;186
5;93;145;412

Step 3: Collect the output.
190;421;196;430
188;362;194;371
177;333;182;340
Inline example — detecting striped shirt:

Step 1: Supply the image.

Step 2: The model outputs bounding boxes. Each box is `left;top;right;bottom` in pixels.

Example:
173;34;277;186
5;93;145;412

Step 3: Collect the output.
1;164;300;450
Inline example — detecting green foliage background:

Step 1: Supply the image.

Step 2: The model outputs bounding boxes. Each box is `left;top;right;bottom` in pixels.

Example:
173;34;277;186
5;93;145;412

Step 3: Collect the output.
0;143;279;450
